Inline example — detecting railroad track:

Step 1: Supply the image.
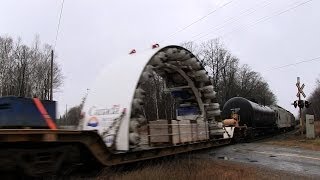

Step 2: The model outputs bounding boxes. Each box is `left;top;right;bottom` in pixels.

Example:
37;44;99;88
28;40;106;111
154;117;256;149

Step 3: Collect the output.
0;129;231;177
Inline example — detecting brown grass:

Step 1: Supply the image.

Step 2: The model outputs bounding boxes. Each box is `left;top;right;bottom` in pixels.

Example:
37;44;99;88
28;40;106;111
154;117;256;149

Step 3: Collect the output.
94;156;309;180
262;130;320;151
264;138;320;151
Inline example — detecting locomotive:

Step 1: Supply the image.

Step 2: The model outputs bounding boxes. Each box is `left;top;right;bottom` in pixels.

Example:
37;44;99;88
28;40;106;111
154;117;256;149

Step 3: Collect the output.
222;97;295;141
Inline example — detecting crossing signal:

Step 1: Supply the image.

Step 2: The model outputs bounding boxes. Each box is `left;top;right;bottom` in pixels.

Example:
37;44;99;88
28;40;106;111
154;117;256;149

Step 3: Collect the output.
293;100;297;108
298;100;304;108
305;101;311;108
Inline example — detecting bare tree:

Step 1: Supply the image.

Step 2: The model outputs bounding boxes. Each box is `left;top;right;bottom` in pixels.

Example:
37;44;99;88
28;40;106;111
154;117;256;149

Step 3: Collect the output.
303;78;320;120
141;72;176;121
0;35;63;99
58;91;88;126
182;38;277;107
236;64;276;105
180;41;202;60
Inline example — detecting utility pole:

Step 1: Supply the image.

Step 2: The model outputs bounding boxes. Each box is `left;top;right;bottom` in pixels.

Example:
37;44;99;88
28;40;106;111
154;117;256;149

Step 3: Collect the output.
50;50;54;101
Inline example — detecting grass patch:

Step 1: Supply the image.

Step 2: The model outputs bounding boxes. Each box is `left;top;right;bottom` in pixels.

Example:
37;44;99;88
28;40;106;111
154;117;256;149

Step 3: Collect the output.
263;133;320;151
95;155;309;180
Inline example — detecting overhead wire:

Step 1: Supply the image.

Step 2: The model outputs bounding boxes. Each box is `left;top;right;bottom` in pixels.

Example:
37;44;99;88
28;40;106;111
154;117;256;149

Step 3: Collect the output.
265;56;320;71
53;0;65;51
159;0;234;44
188;0;316;72
190;0;274;41
43;0;65;64
195;0;314;42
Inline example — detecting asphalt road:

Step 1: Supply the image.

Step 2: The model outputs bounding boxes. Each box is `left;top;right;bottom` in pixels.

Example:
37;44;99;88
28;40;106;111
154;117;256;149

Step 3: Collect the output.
202;142;320;178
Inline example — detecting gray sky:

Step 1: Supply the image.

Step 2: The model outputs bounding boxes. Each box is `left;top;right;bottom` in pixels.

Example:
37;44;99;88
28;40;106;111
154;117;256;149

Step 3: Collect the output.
1;0;320;117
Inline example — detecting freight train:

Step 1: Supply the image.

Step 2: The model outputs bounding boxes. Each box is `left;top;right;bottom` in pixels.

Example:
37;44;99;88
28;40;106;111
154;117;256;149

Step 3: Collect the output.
0;45;235;176
222;97;295;142
0;45;294;177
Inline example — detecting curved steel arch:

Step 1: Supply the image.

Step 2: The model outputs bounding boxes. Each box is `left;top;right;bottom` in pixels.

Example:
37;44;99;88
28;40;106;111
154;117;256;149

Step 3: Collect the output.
82;45;220;151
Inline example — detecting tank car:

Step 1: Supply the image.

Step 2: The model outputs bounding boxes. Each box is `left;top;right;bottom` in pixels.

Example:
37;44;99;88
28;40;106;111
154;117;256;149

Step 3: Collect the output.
222;97;276;140
222;97;276;128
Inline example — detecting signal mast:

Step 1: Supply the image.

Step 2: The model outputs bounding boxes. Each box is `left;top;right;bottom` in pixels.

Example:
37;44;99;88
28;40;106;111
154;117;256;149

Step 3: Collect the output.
292;77;310;135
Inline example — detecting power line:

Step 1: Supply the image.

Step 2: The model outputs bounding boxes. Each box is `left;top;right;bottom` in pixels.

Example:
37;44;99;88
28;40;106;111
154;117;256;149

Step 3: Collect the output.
190;0;273;41
53;0;65;51
195;0;313;42
188;0;316;72
266;56;320;71
159;0;233;43
223;0;313;40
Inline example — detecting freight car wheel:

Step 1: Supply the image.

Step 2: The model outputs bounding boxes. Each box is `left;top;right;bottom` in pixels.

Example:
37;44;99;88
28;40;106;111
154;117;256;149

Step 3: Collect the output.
231;128;242;144
244;128;254;142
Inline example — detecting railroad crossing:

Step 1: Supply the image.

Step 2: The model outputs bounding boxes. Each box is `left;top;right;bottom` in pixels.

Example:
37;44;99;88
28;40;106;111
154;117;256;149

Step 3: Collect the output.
294;77;310;135
296;77;306;98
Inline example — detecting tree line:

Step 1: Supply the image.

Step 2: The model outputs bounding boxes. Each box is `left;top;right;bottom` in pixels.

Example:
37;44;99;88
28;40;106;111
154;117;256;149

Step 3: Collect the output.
303;79;320;120
0;35;63;99
182;39;277;107
57;92;87;126
135;39;277;122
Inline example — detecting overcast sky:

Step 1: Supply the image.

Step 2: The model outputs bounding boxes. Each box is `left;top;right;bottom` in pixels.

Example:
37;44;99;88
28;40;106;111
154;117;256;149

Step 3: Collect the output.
1;0;320;117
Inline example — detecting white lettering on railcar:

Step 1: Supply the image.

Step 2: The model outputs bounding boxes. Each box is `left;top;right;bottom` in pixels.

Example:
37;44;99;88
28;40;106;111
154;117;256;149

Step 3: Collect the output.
88;105;120;116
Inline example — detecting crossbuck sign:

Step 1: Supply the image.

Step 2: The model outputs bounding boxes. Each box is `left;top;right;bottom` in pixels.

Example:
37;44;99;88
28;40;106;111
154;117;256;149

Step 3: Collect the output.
296;77;306;98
